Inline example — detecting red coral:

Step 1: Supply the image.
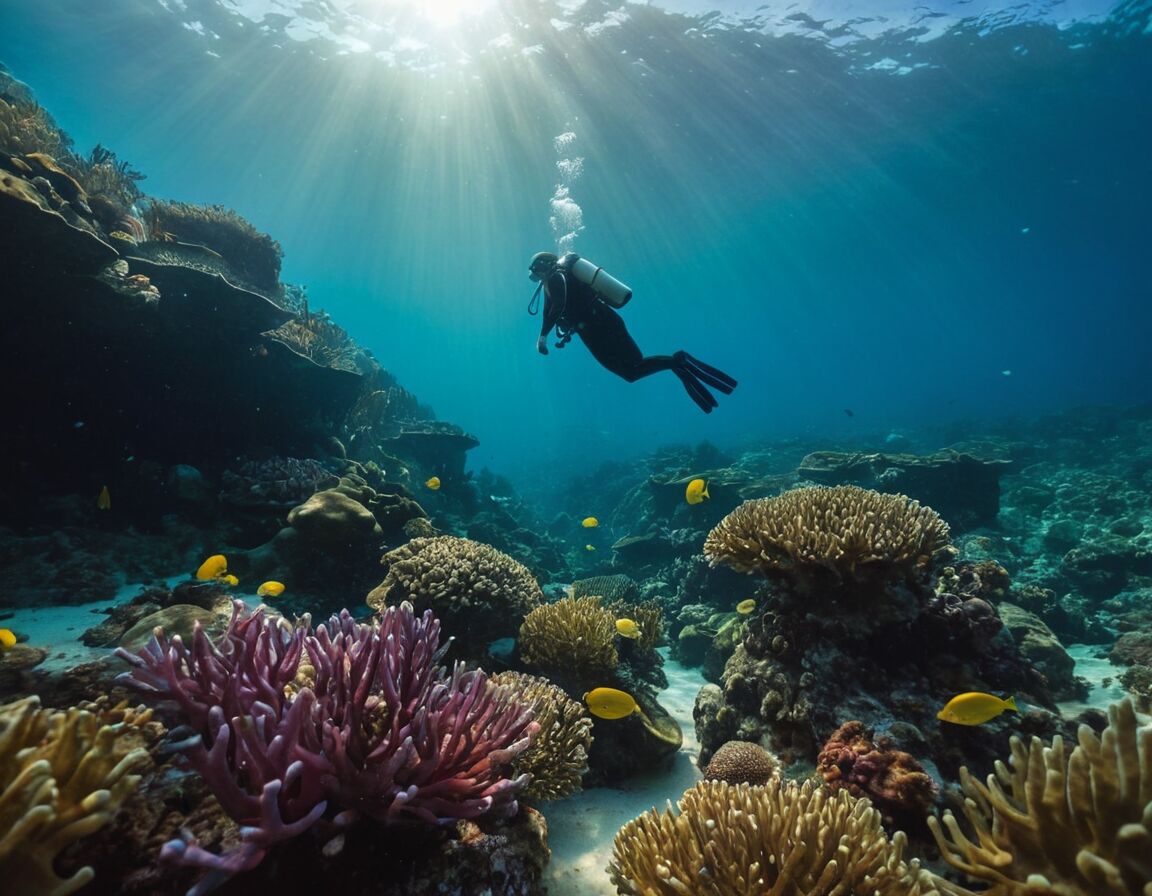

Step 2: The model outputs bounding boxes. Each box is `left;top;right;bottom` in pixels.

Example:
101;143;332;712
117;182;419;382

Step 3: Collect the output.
816;720;938;830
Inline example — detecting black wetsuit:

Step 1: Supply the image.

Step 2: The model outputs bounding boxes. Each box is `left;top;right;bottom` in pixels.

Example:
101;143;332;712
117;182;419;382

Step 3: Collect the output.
536;268;737;413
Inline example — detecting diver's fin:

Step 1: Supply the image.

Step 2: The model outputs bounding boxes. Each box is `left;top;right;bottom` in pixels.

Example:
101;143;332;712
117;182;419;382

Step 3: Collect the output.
674;368;717;413
678;352;737;394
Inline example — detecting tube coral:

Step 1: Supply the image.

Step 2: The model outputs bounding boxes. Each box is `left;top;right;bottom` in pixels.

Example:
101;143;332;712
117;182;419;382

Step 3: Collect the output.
928;697;1152;895
116;601;537;891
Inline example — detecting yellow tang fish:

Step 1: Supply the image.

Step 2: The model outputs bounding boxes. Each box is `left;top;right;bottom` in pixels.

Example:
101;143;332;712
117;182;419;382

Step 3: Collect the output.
938;692;1018;725
97;485;111;510
195;554;228;581
582;516;599;528
585;544;596;552
685;478;709;505
583;687;649;722
615;618;642;639
220;574;239;587
0;628;17;649
425;476;441;490
736;598;756;615
257;581;286;598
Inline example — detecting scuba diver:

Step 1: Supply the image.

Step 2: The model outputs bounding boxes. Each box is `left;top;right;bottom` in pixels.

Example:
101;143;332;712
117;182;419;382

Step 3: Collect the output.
527;251;737;413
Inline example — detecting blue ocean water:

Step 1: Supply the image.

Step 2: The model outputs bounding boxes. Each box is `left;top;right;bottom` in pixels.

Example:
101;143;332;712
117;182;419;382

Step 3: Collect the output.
2;0;1149;495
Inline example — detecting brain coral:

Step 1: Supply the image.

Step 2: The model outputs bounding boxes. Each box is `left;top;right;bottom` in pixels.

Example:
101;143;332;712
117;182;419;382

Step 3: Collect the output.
704;485;952;588
609;778;940;895
490;671;593;801
367;536;543;655
702;739;777;786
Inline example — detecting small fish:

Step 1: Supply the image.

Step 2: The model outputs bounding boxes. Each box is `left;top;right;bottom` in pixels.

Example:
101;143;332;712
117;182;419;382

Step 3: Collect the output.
1002;370;1013;377
582;516;599;528
615;618;642;639
685;478;709;505
220;574;239;587
257;581;285;598
195;554;228;580
0;628;17;649
736;598;756;615
585;544;596;551
584;687;648;721
938;692;1018;725
425;476;441;490
97;485;111;510
844;408;855;417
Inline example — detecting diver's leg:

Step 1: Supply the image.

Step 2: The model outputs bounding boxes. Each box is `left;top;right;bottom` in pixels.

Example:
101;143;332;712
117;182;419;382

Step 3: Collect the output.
675;351;738;394
674;368;717;413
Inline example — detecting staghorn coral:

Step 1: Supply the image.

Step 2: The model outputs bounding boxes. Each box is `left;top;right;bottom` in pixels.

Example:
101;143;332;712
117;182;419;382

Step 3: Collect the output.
490;671;593;801
928;697;1152;896
518;595;618;685
701;740;776;786
608;778;940;895
367;536;543;656
0;696;150;896
116;601;537;890
817;720;939;831
704;484;953;589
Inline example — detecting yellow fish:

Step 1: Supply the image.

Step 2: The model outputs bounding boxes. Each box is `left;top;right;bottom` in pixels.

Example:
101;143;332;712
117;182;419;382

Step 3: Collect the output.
0;628;17;649
425;476;441;490
615;618;642;639
257;581;286;598
736;598;756;615
582;516;599;528
97;485;111;510
220;574;239;587
585;544;596;552
685;478;709;505
938;692;1018;725
583;687;649;722
195;554;228;580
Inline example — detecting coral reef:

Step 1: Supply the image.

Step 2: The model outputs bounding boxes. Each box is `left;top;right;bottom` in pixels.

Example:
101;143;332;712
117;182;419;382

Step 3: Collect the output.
367;536;544;658
490;671;593;801
701;739;776;786
115;601;537;887
0;696;151;896
608;778;940;895
929;697;1152;896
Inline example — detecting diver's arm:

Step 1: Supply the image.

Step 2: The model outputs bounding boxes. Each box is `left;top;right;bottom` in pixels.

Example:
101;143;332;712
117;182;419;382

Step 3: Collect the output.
537;272;565;354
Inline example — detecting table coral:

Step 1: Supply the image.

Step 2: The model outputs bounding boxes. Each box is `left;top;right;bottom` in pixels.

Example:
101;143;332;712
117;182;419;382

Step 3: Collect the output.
0;696;150;896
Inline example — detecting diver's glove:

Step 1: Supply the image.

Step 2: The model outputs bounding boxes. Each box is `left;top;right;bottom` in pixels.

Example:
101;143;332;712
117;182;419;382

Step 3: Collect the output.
537;336;549;355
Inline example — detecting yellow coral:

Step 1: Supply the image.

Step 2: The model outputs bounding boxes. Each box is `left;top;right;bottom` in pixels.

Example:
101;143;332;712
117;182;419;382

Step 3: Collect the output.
704;485;952;585
490;671;593;801
609;778;940;895
929;697;1152;895
0;696;150;896
518;596;618;684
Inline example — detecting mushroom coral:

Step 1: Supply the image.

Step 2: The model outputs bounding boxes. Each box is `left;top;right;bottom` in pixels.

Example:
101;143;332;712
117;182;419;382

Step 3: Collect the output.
0;697;150;896
610;778;939;895
929;697;1152;896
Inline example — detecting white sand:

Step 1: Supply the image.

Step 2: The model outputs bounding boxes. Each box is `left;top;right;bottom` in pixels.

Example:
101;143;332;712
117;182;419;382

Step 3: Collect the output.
541;651;705;895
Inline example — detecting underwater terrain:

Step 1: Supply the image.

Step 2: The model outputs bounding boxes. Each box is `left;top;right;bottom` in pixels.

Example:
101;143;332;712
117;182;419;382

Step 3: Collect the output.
2;0;1152;894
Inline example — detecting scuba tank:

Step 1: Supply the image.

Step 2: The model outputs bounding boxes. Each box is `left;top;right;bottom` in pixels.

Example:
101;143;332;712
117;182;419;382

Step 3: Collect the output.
560;253;632;308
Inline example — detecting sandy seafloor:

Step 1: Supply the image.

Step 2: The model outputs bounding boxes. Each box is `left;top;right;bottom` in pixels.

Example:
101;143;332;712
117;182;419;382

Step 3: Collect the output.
0;586;1137;896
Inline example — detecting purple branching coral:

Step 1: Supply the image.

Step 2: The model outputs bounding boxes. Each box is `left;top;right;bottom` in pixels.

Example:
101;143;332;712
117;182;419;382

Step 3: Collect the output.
115;601;537;894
